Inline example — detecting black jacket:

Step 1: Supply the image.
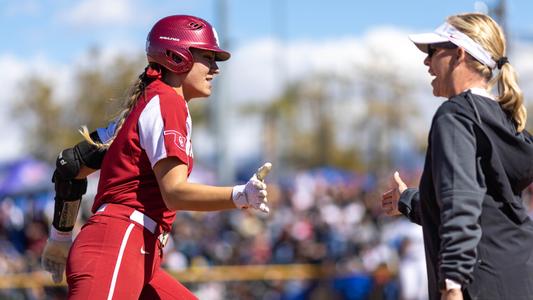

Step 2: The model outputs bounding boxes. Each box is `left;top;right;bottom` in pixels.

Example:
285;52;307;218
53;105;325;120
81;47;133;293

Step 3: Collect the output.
399;90;533;300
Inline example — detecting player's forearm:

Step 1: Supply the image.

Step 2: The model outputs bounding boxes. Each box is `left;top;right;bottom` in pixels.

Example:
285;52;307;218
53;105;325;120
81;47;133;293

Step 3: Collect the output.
161;182;236;211
75;166;98;179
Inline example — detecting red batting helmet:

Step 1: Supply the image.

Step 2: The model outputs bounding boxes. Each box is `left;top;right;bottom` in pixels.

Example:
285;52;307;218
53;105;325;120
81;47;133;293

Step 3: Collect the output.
146;15;230;73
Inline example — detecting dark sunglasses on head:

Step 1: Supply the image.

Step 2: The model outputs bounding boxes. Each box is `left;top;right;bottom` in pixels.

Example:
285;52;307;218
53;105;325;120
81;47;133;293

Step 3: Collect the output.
427;42;458;58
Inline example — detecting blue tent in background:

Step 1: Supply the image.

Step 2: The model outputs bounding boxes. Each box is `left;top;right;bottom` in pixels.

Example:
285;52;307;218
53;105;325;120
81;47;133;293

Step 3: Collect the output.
0;158;53;197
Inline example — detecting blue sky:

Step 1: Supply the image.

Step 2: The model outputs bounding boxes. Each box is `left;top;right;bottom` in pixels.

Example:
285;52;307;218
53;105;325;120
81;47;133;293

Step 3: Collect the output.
1;0;532;64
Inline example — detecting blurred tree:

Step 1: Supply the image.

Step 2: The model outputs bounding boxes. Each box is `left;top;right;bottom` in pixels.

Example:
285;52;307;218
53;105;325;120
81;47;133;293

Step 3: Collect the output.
12;48;145;161
243;59;421;173
354;63;420;173
12;77;71;161
243;72;366;171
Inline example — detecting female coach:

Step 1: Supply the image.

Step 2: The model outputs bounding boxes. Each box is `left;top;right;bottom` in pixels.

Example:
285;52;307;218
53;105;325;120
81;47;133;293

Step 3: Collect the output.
381;13;533;300
52;15;272;300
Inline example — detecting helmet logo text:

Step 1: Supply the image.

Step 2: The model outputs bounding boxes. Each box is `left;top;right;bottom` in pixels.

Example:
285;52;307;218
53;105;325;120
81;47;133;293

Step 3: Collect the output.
159;36;180;42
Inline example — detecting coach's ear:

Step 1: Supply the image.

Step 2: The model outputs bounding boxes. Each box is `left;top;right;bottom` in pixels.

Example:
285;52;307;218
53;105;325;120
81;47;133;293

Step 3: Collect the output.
453;47;468;67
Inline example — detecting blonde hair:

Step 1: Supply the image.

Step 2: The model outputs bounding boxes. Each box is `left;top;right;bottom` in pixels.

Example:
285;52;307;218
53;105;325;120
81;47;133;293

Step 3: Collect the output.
447;13;527;131
80;64;159;148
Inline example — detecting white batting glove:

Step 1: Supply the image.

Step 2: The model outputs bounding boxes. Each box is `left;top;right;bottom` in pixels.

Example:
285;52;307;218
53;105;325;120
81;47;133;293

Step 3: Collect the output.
41;227;72;283
232;162;272;213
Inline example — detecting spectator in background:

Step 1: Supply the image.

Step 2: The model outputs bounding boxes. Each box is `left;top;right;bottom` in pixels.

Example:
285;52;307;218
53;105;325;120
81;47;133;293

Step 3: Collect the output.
396;225;427;300
382;13;533;300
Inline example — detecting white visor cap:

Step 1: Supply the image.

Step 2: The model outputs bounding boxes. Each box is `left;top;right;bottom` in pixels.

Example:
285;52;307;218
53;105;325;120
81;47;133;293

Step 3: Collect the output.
408;22;496;69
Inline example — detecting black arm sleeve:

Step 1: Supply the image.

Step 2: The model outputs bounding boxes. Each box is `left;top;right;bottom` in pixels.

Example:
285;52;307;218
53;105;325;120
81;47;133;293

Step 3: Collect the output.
431;113;486;287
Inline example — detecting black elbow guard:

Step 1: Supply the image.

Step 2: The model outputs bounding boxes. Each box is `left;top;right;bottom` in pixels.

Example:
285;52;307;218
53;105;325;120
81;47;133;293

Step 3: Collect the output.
56;131;106;178
74;131;107;169
56;148;82;179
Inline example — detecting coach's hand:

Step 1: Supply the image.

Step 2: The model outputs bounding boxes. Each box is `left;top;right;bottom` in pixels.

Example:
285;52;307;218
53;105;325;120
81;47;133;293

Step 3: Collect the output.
232;162;272;213
381;171;407;216
42;229;73;283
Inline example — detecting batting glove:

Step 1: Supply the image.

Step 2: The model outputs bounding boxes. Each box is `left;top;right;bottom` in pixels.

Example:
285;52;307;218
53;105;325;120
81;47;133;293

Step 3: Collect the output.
232;162;272;213
41;227;72;283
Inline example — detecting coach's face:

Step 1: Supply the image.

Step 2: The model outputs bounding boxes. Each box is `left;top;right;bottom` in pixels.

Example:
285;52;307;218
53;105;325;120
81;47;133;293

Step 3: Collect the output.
182;48;220;101
424;44;456;98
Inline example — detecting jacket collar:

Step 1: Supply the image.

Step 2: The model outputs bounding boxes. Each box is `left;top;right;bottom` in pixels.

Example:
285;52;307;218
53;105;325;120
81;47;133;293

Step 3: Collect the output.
467;87;496;101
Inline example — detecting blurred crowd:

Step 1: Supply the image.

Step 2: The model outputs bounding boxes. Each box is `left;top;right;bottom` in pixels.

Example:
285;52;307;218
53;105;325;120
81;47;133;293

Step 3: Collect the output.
1;163;532;300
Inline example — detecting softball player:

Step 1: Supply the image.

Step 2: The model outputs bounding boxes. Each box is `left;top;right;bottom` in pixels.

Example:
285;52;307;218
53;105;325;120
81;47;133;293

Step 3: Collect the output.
41;15;272;300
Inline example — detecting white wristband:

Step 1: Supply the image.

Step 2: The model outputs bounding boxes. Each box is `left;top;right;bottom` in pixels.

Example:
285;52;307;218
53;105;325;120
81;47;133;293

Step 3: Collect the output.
50;227;73;242
232;184;247;209
445;278;462;290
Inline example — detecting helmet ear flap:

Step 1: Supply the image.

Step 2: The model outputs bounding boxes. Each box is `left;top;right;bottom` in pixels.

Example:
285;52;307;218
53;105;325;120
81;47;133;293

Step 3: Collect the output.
165;48;193;73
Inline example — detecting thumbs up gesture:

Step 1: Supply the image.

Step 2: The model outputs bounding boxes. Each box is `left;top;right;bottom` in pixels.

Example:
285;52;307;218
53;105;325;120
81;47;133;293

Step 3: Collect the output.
255;162;272;182
381;171;408;216
232;162;272;213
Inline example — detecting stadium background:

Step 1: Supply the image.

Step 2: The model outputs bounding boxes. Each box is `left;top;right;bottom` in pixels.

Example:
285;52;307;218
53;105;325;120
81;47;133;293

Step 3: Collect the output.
1;0;533;299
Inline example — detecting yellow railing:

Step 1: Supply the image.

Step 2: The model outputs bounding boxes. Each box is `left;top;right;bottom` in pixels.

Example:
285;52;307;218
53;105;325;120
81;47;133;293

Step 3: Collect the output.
0;264;338;289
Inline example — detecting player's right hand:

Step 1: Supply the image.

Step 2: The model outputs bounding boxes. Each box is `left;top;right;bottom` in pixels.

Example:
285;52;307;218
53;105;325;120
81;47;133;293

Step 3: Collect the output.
232;162;272;213
381;171;407;216
41;231;72;283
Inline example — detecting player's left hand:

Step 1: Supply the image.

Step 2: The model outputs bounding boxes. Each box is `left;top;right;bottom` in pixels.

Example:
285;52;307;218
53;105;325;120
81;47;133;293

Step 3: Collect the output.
232;162;272;213
41;230;72;283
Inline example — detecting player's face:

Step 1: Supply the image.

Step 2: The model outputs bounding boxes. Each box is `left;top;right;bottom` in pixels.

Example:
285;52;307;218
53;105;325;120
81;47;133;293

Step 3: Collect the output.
182;48;220;100
424;43;457;98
